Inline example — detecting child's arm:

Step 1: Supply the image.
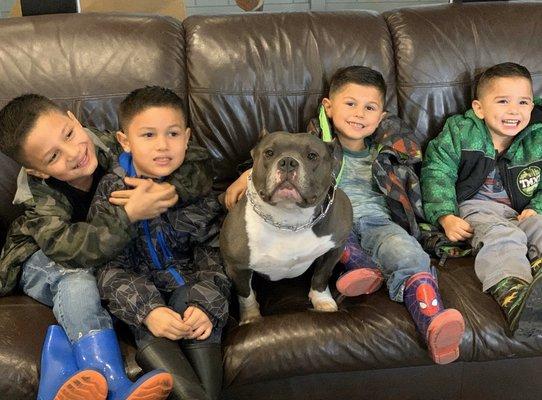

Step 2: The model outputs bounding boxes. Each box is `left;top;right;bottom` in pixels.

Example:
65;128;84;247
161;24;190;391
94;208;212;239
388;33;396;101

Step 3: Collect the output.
223;169;251;210
170;194;231;330
97;257;171;330
438;214;473;242
421;116;466;229
518;208;538;221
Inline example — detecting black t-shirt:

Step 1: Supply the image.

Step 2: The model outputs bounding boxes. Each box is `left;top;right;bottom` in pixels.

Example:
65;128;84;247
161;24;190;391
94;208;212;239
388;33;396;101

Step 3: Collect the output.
46;165;105;222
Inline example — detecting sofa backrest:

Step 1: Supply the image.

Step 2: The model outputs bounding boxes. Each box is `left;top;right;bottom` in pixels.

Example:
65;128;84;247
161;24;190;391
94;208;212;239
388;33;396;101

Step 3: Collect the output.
385;2;542;147
183;11;396;182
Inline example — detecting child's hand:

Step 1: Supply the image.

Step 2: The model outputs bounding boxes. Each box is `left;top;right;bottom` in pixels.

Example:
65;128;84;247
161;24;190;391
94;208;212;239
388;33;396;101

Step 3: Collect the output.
438;214;473;242
112;178;178;221
224;169;251;210
183;306;213;340
144;306;191;340
518;209;537;221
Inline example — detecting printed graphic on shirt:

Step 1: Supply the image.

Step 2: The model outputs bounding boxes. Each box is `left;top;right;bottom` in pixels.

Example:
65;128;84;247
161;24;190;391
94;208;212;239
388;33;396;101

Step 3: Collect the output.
517;166;541;197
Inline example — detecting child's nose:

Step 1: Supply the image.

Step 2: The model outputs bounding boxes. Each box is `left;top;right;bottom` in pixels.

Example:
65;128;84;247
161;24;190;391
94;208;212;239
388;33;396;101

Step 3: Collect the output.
63;143;79;160
156;136;169;150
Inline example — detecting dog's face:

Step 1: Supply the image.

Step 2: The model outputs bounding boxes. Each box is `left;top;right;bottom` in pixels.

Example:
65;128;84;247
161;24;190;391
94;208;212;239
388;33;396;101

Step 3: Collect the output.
251;131;338;208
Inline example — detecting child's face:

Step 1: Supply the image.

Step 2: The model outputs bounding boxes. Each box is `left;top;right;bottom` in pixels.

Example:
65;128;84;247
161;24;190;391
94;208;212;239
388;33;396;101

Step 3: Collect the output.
322;83;386;151
117;106;190;178
23;110;98;189
472;76;534;145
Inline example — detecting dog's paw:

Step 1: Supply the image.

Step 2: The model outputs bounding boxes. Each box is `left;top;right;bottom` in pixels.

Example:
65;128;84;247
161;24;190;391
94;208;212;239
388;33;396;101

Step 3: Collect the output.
312;299;338;312
239;313;263;325
308;287;338;312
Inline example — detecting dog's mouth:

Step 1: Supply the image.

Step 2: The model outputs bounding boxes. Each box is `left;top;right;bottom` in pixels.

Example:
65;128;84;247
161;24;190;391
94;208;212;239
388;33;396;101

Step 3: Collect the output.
269;180;303;203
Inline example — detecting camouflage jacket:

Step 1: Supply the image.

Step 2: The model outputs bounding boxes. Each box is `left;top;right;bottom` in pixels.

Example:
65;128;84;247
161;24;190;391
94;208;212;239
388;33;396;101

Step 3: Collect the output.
0;129;213;296
91;153;230;330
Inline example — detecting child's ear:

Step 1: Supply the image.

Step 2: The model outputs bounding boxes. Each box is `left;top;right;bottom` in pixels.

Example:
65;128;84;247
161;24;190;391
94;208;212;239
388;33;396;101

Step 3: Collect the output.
66;110;82;126
25;167;49;179
322;98;332;117
185;127;191;148
472;99;484;120
378;110;388;124
116;131;131;153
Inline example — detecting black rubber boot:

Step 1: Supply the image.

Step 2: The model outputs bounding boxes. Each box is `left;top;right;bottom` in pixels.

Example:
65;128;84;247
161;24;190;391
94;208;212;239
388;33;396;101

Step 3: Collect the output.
136;337;208;400
181;342;223;400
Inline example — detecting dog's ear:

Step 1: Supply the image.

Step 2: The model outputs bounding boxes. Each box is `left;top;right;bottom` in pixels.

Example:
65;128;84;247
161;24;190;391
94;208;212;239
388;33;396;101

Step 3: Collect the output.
251;128;270;159
259;128;270;140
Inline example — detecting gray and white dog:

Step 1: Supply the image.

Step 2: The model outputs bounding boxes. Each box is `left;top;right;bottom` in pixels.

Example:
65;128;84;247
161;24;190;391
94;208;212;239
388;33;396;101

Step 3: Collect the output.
220;131;352;324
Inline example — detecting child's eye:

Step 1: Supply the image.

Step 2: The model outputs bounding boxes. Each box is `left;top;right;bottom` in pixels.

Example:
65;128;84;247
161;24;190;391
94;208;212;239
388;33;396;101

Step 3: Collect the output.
169;131;179;137
345;102;355;107
48;151;59;164
66;130;73;139
143;132;154;138
366;106;376;111
497;99;508;104
520;100;531;105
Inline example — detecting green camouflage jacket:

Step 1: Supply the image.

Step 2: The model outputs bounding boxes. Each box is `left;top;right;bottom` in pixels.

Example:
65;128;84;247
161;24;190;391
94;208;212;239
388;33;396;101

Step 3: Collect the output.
0;129;212;296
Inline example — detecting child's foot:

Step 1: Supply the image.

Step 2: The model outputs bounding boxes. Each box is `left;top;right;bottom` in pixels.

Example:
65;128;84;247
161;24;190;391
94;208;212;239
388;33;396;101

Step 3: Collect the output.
512;273;542;340
56;370;107;400
426;308;465;365
336;268;384;297
124;371;173;400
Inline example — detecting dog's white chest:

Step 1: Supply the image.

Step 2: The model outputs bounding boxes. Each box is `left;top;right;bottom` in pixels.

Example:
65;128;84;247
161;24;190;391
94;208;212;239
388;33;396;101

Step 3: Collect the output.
245;206;335;281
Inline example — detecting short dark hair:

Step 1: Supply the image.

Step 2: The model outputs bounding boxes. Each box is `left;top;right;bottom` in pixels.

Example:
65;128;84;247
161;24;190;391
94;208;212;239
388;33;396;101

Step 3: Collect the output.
118;86;186;132
475;62;532;99
0;94;63;165
328;66;387;102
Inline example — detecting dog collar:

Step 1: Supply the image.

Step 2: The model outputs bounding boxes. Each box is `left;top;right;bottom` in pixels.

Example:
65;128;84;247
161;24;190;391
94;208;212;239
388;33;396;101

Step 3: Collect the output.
245;173;337;232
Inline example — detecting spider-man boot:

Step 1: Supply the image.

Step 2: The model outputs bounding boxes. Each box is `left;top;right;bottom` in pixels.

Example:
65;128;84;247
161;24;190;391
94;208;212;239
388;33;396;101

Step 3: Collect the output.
404;272;465;364
336;231;384;296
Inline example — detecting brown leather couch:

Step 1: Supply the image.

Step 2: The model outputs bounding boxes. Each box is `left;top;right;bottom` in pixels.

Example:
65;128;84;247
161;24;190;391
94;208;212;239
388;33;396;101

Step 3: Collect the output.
1;3;542;399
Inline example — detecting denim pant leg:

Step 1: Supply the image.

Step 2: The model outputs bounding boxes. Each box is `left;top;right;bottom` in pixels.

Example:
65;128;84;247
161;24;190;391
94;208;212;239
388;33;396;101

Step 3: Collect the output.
356;215;431;302
20;250;113;343
459;200;532;291
517;214;542;262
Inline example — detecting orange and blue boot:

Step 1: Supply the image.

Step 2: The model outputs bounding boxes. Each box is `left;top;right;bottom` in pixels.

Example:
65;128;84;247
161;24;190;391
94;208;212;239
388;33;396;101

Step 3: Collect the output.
336;231;384;297
404;272;465;364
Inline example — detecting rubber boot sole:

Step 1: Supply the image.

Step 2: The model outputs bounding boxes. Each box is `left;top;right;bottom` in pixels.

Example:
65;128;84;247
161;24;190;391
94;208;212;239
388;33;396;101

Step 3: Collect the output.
513;272;542;340
427;309;465;365
336;268;384;297
55;370;107;400
125;372;173;400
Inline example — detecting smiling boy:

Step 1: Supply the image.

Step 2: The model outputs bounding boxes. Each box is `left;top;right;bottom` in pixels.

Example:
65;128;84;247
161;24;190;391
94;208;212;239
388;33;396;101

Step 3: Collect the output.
422;62;542;338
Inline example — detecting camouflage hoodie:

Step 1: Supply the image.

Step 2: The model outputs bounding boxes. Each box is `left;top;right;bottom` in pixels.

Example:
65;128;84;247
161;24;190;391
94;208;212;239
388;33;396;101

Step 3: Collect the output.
0;129;212;296
91;152;230;330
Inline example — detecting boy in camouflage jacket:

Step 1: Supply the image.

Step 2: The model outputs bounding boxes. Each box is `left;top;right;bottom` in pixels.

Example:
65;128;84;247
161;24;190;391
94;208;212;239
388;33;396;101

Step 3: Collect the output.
421;62;542;339
90;86;230;400
0;94;211;399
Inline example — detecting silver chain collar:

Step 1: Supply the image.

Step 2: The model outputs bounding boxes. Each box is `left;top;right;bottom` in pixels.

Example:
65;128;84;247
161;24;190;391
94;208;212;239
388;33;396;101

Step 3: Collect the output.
245;172;337;232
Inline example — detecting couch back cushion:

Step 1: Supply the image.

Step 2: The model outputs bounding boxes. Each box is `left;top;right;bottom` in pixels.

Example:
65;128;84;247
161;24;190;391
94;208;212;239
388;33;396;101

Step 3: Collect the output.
0;13;186;243
184;11;396;182
386;2;542;147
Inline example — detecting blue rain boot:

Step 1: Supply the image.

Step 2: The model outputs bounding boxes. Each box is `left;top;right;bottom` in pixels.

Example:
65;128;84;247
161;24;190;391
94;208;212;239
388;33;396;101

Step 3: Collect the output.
403;272;465;365
73;328;173;400
336;231;384;296
37;325;107;400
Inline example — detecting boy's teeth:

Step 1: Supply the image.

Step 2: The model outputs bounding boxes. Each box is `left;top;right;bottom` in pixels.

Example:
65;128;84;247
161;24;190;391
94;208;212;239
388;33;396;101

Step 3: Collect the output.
503;119;519;126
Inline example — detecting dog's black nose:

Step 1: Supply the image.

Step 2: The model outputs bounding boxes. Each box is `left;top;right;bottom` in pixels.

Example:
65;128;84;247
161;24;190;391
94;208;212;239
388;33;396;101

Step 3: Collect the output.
278;157;299;173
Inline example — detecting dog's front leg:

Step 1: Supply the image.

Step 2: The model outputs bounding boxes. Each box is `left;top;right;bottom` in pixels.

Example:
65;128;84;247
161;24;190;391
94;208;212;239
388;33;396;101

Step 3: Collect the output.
308;246;343;312
229;267;262;325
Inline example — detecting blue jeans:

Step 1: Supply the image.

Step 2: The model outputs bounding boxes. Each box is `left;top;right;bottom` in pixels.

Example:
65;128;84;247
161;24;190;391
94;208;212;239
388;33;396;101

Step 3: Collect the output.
356;214;431;302
20;250;113;343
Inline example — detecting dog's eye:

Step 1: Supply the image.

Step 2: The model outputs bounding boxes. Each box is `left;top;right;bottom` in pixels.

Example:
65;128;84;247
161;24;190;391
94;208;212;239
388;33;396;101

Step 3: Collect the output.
307;152;319;160
264;149;274;158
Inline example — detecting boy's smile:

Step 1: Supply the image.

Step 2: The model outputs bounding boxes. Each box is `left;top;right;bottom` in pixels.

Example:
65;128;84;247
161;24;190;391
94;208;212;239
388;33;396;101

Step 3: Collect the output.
472;76;534;150
117;106;190;179
23;110;98;191
322;83;386;151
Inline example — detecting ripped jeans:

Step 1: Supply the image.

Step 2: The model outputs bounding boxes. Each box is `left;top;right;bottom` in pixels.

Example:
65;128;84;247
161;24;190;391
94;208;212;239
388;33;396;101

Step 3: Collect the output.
20;250;113;343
